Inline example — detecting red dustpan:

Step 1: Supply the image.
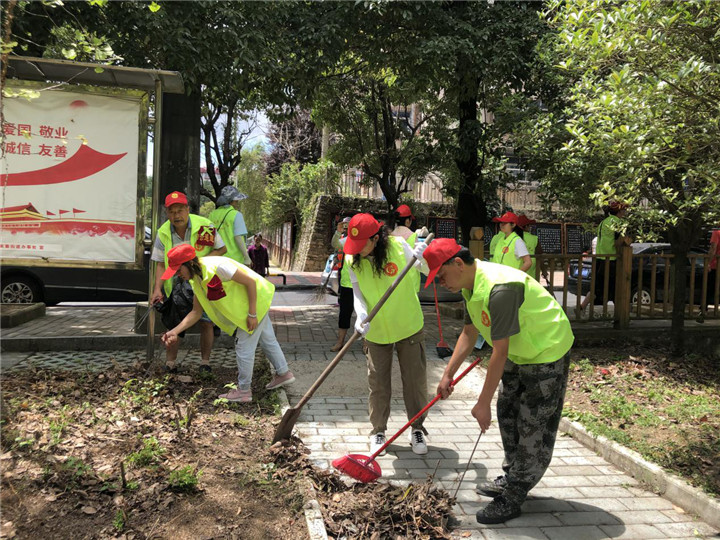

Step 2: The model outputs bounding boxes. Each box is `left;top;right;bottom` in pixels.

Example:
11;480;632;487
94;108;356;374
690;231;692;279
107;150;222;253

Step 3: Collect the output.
332;356;482;483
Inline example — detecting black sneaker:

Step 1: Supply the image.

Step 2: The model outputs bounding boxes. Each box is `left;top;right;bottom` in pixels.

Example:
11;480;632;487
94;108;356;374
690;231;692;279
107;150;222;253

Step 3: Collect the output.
476;495;521;524
199;364;211;374
476;475;507;497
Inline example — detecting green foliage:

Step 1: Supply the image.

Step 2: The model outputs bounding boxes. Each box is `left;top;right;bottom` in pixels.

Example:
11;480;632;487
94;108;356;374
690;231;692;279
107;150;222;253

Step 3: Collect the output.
63;457;91;481
127;436;165;468
523;0;720;235
167;465;202;493
236;145;269;233
263;160;339;229
112;509;126;532
121;377;168;407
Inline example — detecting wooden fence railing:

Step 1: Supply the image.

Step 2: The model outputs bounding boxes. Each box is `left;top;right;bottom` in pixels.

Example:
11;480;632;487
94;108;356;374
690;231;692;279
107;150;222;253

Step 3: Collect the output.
534;248;720;326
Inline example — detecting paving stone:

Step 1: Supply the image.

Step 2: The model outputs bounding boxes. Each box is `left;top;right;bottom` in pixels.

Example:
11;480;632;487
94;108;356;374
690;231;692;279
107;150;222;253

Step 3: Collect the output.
540;525;607;540
598;524;667;539
479;527;549;539
553;511;622;526
566;498;630;512
646;521;717;537
522;499;576;514
576;486;635;499
537;475;596;488
609;510;676;525
617;496;676;511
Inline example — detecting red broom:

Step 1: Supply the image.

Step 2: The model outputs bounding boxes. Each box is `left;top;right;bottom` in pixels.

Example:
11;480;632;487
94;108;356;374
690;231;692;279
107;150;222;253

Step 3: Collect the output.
332;356;483;483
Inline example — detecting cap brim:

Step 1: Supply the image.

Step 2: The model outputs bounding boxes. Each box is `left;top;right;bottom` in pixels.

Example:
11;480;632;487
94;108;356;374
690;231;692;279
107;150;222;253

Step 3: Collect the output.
161;265;180;280
424;266;440;288
343;235;367;255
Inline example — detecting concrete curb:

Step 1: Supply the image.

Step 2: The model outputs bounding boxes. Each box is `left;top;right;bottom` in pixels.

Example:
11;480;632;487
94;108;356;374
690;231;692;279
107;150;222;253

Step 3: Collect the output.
559;417;720;530
276;389;330;540
0;303;46;328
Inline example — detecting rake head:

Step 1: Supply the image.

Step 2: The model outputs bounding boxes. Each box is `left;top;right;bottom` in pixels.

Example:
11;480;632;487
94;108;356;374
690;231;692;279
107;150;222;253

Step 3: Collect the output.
332;453;382;483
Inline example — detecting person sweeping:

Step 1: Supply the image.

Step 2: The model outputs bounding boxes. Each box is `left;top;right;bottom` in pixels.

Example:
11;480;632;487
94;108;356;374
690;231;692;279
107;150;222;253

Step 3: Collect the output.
343;213;430;456
422;238;574;524
159;244;295;403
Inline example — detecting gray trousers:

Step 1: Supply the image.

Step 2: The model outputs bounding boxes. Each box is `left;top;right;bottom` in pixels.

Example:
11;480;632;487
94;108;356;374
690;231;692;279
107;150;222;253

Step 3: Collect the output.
364;330;428;434
497;353;571;505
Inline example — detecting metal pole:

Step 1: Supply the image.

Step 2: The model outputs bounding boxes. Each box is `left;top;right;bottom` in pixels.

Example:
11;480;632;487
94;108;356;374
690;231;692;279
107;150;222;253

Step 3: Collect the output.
146;79;163;363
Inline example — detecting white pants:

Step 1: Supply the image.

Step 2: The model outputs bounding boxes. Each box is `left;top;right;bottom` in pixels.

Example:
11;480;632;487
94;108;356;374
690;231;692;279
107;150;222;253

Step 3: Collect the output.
234;315;288;390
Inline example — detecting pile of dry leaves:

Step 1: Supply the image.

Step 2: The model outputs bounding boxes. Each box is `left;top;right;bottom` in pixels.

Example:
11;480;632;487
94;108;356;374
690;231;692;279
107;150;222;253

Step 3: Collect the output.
269;439;456;539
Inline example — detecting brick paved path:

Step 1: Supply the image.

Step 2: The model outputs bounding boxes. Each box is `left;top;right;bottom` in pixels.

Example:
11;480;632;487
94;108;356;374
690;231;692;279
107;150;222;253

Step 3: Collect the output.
297;397;716;539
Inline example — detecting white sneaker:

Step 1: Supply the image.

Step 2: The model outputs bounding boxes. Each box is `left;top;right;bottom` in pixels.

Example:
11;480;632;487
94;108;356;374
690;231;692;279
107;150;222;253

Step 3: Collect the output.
370;432;386;456
410;429;428;455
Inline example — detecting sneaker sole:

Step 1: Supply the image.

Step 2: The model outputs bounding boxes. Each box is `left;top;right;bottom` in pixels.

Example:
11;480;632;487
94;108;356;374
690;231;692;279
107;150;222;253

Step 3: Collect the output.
223;396;252;403
265;376;296;390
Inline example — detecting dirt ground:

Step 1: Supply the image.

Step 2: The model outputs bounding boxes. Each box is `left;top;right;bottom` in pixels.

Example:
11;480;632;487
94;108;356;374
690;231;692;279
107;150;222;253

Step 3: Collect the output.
0;365;310;540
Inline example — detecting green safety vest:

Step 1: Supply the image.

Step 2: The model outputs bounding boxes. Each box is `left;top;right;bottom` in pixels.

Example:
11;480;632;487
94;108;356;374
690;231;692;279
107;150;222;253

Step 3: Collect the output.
406;232;420;291
523;232;539;279
158;214;217;296
463;260;574;365
338;250;352;289
190;256;275;336
346;236;423;344
208;206;250;265
493;232;523;270
488;234;500;261
596;214;622;261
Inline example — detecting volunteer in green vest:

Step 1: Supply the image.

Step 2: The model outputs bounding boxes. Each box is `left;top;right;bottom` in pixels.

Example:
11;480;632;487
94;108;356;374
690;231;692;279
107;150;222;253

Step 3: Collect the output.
423;238;574;524
344;213;430;456
150;191;226;373
492;212;531;273
517;214;549;283
209;185;251;265
330;216;354;352
159;244;295;403
579;201;629;312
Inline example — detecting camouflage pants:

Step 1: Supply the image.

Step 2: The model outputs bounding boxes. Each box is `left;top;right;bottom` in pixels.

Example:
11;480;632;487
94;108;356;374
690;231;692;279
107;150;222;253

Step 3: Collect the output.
496;352;571;505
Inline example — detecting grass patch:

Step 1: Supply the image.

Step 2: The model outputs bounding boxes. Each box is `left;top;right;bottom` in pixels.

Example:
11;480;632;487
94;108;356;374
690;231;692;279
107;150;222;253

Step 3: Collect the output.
565;348;720;496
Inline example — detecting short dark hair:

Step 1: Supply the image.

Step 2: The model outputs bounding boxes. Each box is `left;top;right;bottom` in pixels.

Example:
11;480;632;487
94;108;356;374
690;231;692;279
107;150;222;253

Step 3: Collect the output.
442;247;474;266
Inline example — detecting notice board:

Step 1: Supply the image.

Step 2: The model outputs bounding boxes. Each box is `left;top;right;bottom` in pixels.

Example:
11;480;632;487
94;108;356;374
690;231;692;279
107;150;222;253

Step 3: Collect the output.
536;223;563;254
565;224;594;254
428;217;458;240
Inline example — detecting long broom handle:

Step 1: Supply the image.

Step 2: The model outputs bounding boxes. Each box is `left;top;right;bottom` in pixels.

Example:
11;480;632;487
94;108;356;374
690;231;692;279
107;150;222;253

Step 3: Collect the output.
291;233;435;412
367;355;482;462
433;281;443;339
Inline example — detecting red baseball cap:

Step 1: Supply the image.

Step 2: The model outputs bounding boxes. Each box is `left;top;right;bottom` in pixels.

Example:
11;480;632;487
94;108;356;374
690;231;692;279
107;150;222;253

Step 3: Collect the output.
343;213;381;255
517;215;536;228
165;191;188;208
423;238;463;288
492;211;519;224
395;204;414;219
161;243;197;280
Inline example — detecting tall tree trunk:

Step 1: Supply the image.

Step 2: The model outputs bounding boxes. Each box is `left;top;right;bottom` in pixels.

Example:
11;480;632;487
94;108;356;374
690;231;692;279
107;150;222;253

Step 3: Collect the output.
667;218;701;356
454;59;487;245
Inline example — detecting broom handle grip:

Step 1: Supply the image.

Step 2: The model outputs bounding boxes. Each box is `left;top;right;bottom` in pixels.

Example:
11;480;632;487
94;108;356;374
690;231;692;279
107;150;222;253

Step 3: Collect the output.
369;355;482;461
293;233;434;411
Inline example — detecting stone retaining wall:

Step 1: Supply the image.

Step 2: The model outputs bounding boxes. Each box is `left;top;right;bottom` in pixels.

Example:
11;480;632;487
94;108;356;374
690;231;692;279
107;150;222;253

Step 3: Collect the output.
291;195;455;271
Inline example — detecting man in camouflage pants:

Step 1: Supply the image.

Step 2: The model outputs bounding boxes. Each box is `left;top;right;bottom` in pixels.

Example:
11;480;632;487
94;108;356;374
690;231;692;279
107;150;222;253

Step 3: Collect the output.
422;239;574;524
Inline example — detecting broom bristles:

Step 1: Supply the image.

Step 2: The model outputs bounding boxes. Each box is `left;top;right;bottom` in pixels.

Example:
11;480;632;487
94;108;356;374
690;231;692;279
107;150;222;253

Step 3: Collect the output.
332;453;382;482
